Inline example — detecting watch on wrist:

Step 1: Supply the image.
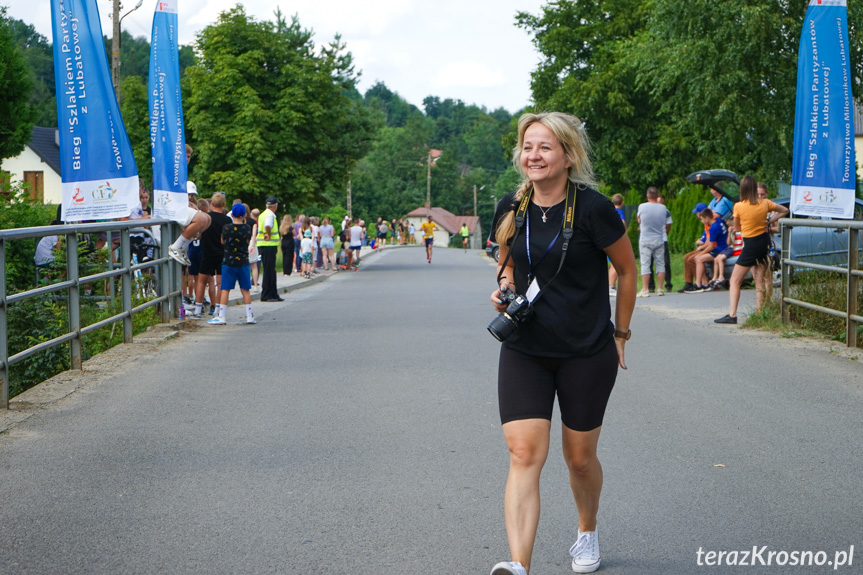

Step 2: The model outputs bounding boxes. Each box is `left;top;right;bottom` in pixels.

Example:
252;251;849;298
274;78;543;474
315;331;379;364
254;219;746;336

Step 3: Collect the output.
614;329;631;341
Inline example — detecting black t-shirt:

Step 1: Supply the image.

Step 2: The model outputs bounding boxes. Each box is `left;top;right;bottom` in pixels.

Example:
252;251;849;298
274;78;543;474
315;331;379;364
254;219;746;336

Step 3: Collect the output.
221;223;251;267
201;211;232;258
490;185;625;357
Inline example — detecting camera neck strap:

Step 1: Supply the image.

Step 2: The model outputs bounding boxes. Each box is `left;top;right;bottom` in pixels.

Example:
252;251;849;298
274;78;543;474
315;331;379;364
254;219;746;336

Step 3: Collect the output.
496;180;578;297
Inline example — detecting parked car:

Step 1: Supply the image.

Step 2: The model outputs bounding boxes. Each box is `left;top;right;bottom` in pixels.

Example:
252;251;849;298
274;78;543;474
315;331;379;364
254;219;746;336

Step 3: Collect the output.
687;169;863;283
486;237;499;262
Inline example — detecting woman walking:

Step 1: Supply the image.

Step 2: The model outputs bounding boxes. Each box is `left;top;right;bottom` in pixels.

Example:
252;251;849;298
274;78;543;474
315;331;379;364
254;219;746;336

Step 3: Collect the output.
488;112;636;575
714;176;788;324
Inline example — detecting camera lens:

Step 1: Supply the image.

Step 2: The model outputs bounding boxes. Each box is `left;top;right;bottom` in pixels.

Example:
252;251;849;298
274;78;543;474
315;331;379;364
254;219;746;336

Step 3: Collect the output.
488;313;517;342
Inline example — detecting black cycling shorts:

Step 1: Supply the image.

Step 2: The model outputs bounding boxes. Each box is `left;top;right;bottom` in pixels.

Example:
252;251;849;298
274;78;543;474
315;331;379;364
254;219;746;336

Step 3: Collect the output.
199;255;222;277
498;338;618;432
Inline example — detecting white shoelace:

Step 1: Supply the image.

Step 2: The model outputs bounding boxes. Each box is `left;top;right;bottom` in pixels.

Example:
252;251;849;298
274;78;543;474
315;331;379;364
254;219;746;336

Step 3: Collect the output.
570;531;599;562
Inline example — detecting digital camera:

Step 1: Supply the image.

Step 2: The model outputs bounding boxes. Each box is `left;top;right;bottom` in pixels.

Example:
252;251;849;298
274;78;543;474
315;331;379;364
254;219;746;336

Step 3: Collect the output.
487;287;534;342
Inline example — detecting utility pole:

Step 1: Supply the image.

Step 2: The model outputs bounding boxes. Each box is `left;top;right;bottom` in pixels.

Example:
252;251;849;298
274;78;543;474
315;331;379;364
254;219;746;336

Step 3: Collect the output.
473;185;478;217
426;152;432;216
111;0;143;101
112;0;120;99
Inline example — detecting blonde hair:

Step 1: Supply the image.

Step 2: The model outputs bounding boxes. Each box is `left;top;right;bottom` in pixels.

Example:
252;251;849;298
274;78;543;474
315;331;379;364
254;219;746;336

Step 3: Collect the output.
279;214;294;236
496;112;595;246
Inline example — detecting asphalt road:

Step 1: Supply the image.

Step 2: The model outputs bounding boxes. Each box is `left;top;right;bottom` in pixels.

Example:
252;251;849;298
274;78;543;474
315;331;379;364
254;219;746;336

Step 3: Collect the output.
0;246;861;575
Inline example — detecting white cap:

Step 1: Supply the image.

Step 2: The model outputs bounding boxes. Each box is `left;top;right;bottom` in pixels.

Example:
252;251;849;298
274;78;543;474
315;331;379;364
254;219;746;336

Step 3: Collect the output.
187;181;197;195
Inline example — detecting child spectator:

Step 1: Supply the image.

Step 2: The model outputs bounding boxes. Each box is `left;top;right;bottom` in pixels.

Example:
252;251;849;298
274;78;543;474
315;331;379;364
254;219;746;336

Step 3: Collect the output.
300;218;314;278
608;193;626;295
691;208;728;292
208;204;256;325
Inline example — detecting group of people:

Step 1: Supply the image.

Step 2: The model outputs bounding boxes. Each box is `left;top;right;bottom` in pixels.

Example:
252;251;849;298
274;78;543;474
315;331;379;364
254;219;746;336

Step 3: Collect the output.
623;177;788;326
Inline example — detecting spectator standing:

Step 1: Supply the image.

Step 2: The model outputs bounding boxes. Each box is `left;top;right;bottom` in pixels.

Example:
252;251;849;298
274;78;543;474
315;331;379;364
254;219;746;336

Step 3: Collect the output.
408;222;416;244
348;217;363;270
208;204;256;325
715;176;788;324
193;193;231;317
377;219;389;250
319;216;336;271
279;214;295;276
293;214;304;274
257;197;283;302
300;218;314;278
310;216;322;271
636;187;670;297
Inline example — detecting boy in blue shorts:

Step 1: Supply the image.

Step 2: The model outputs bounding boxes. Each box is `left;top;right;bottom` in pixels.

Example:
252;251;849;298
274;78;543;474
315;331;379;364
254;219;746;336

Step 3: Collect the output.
209;204;256;325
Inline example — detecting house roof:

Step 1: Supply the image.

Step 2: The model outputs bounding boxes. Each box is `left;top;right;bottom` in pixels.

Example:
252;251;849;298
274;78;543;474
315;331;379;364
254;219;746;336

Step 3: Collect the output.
28;127;61;175
404;206;481;235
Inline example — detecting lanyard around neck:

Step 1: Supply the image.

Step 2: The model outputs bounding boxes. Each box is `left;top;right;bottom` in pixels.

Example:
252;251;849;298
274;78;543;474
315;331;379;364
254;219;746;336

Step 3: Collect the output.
525;205;563;280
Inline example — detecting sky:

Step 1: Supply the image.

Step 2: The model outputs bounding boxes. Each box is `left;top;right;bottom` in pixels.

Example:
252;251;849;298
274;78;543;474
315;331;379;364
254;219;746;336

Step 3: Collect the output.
5;0;542;113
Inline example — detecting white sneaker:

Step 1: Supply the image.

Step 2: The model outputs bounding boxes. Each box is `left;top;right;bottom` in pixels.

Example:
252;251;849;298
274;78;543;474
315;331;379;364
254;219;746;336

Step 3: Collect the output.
490;561;527;575
609;287;617;297
657;288;665;296
246;316;257;324
168;247;191;266
636;290;650;298
207;317;226;325
570;530;601;573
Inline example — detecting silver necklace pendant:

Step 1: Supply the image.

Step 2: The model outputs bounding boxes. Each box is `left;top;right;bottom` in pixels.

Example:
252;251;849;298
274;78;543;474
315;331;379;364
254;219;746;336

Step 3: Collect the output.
539;205;551;223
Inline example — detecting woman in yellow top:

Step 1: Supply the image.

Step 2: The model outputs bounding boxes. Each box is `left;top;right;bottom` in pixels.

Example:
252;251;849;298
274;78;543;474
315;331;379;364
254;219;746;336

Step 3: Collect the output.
715;176;788;324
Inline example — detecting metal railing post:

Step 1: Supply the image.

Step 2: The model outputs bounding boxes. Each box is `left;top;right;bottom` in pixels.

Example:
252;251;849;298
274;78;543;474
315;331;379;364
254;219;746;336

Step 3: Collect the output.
120;229;133;343
847;228;859;348
67;231;82;370
781;222;791;324
0;239;8;408
160;223;171;323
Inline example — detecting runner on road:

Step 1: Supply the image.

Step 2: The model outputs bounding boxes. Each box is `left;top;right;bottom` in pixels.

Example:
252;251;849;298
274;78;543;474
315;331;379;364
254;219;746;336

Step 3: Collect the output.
420;215;438;264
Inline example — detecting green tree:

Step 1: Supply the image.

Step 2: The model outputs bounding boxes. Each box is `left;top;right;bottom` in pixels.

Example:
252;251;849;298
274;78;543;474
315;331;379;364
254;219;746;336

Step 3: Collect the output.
518;1;863;193
0;8;37;159
184;8;379;208
9;18;55;127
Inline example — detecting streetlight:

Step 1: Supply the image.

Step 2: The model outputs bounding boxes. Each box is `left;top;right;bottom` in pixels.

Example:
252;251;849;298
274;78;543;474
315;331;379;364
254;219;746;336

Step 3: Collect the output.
111;0;144;101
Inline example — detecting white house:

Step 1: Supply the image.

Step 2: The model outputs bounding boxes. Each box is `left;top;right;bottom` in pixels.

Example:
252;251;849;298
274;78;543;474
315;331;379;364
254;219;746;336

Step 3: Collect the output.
1;127;62;205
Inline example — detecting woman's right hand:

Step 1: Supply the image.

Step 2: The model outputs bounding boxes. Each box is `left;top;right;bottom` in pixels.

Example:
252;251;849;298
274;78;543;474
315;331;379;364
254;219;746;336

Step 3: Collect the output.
490;282;512;313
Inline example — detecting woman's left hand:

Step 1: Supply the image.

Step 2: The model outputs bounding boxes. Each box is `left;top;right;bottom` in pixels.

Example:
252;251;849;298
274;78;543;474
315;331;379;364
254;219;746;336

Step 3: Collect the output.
614;337;627;370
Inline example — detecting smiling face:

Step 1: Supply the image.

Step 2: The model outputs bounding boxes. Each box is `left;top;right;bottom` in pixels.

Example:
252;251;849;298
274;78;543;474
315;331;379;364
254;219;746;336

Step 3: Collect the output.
520;122;571;187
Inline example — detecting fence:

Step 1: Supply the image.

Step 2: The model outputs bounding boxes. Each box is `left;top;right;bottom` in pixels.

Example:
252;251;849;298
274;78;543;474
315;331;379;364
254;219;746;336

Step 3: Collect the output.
778;218;862;348
0;220;182;408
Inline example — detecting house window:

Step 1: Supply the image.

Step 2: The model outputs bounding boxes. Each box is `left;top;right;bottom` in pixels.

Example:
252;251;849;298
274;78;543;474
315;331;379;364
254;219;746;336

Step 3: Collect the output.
23;171;43;202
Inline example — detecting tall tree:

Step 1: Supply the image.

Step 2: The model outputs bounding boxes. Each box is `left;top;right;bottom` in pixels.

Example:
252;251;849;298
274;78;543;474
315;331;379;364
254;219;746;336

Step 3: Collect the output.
9;18;54;127
518;0;863;193
184;7;380;208
0;8;37;159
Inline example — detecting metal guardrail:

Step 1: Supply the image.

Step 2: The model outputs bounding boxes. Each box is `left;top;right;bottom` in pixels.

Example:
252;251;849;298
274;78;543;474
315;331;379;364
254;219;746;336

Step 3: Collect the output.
778;218;862;348
0;220;183;408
